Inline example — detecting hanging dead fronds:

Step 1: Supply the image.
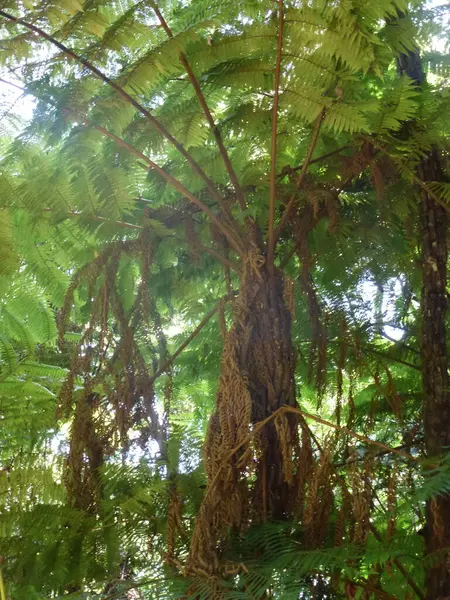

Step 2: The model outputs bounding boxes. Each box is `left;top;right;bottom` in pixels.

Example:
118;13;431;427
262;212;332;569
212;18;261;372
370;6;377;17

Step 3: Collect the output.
185;215;201;264
340;142;374;181
303;437;334;548
166;481;183;562
274;412;295;486
336;318;348;426
56;228;168;510
334;505;346;547
387;465;398;539
296;238;327;401
370;161;385;203
293;420;314;520
65;392;108;512
348;451;373;545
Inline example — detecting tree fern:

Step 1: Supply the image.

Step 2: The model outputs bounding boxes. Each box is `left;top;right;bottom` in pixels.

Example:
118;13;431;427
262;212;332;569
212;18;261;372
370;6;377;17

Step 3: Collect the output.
0;0;448;598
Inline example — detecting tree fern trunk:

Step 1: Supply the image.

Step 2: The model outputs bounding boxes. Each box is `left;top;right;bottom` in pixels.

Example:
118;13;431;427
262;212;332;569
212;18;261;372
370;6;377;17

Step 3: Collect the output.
419;151;450;599
188;248;302;574
394;22;450;596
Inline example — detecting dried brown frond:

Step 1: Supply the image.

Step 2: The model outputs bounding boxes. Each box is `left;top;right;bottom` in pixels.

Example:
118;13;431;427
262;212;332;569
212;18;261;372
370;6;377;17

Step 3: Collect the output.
65;392;107;512
340;142;373;181
297;239;327;401
57;231;167;510
387;465;398;539
166;482;183;561
311;188;320;220
293;420;314;519
274;412;294;485
384;365;403;422
370;161;385;202
336;319;347;426
334;506;346;546
304;437;334;547
185;215;201;264
348;451;373;545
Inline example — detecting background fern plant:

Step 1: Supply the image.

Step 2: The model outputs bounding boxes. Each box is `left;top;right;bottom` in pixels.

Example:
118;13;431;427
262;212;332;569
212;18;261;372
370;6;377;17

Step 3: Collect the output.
0;0;449;598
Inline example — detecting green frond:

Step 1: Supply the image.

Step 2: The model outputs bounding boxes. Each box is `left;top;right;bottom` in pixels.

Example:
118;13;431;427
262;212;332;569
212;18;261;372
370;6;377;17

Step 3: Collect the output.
18;361;68;381
116;28;201;95
380;15;419;56
369;75;419;133
0;335;18;377
0;209;18;275
428;181;450;203
324;100;370;134
1;310;36;354
203;58;274;90
97;5;151;53
0;280;57;343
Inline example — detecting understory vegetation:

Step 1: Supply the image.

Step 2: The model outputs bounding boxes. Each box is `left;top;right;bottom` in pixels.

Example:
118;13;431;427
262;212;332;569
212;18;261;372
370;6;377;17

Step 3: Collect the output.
0;0;449;598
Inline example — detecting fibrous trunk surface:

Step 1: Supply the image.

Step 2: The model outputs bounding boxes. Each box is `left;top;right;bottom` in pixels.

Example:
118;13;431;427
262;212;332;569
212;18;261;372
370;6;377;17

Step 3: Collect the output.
188;249;309;574
419;151;450;599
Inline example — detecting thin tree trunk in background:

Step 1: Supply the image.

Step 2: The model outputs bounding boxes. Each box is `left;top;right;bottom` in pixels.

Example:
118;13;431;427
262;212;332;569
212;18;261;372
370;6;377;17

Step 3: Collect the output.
396;36;450;597
419;151;450;598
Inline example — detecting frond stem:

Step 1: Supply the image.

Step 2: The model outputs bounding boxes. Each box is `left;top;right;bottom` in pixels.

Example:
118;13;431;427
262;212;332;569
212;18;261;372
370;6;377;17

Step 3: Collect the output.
150;2;247;214
149;291;237;384
279;145;349;178
41;208;144;230
0;569;5;600
267;0;284;270
275;108;325;242
196;243;242;275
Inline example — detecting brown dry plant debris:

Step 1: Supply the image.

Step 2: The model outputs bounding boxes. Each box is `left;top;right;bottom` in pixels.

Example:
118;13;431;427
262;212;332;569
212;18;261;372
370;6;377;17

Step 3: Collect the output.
57;229;169;510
